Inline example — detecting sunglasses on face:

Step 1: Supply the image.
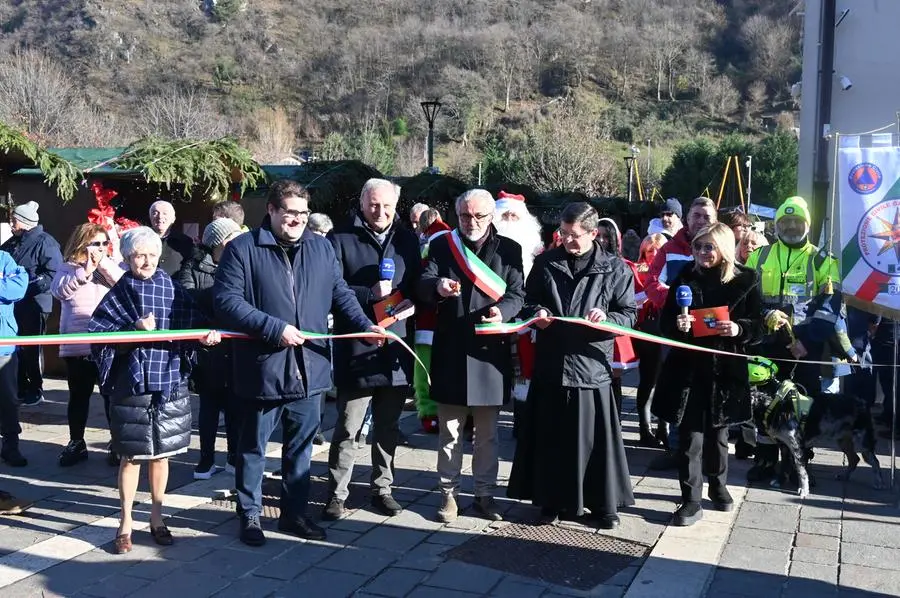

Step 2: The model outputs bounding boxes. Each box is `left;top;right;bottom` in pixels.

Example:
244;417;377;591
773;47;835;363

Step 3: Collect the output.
87;241;111;248
692;242;717;252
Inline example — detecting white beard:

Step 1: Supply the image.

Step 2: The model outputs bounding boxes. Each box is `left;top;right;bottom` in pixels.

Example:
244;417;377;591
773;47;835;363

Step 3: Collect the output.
495;213;544;278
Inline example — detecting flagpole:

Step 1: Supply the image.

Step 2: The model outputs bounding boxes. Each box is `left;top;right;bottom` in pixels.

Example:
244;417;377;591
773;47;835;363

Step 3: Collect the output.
893;320;898;492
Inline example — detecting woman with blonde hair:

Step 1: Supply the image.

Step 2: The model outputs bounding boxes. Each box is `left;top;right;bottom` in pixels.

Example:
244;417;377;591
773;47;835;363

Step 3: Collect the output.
51;223;125;467
737;229;769;264
652;223;763;527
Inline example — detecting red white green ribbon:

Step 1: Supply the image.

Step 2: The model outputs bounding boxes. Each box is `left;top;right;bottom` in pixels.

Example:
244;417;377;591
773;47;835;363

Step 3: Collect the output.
476;317;874;368
447;230;507;301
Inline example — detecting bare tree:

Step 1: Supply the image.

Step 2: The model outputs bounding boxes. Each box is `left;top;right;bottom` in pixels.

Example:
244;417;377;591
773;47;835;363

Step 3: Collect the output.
699;75;740;118
741;14;795;88
138;87;229;139
0;50;77;144
248;106;296;164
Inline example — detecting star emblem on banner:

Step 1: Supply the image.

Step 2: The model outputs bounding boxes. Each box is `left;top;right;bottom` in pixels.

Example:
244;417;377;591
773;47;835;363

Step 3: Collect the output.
869;208;900;261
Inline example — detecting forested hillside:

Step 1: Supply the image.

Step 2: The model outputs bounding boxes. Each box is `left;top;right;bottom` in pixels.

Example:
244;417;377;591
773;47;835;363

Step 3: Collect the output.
0;0;803;198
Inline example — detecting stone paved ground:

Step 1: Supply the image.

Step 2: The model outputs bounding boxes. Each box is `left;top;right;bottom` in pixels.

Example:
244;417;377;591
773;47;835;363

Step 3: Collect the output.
0;376;898;597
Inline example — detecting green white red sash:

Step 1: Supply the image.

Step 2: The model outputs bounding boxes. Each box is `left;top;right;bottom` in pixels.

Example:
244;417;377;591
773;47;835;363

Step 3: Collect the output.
447;230;507;302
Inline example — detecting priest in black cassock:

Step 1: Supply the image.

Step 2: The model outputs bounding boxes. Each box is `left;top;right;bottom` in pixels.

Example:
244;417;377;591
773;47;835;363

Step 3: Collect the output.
507;202;636;529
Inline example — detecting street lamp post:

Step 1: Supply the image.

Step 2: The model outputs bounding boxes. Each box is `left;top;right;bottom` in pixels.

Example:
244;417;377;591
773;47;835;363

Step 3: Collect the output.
745;155;753;210
420;100;442;171
623;155;636;202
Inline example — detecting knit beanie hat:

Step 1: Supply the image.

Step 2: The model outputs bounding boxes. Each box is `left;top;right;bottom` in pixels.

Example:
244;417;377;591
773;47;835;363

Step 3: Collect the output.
12;201;39;226
202;217;241;249
661;198;683;219
776;196;811;225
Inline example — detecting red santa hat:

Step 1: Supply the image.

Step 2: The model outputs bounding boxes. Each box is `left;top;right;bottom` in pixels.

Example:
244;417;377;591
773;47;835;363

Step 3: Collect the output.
495;190;528;216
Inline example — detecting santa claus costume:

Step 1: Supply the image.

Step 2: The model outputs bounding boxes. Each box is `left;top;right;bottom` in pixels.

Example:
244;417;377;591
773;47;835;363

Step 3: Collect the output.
413;217;452;433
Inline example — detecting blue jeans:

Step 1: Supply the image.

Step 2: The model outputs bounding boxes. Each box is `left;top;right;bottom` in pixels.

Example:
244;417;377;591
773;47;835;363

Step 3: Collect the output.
235;395;321;520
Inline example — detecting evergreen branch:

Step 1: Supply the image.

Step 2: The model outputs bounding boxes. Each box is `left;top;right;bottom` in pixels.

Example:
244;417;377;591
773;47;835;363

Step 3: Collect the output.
0;121;82;202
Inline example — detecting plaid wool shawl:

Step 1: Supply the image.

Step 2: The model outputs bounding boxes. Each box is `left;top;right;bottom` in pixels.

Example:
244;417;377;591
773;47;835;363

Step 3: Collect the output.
89;268;203;400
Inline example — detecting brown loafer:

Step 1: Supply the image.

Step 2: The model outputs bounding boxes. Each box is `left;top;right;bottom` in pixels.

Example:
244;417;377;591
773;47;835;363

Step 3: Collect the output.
150;525;173;546
114;533;132;554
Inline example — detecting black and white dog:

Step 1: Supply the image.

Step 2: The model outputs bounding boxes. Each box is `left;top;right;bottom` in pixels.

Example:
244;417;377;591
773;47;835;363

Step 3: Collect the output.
749;379;884;499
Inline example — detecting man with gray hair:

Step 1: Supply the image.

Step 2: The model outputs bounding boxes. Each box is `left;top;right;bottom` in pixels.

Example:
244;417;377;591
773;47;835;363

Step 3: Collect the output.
307;213;334;237
1;201;62;410
323;178;421;520
416;189;525;522
148;200;194;277
410;202;429;231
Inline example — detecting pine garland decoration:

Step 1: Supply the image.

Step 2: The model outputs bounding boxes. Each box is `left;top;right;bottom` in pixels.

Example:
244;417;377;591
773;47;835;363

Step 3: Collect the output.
0;122;81;202
116;136;266;200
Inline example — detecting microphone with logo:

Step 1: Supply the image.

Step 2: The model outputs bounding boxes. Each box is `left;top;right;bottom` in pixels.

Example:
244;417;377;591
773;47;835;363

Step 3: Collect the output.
675;285;692;333
379;257;396;283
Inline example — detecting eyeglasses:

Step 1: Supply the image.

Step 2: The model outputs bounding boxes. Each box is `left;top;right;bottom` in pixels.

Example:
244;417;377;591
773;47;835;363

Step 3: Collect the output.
87;241;111;248
559;229;592;242
459;212;492;223
279;207;311;221
692;242;717;252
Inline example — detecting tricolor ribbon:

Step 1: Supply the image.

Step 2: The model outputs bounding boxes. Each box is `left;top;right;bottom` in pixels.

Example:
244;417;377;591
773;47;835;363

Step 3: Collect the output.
447;230;507;301
3;329;430;383
475;316;877;368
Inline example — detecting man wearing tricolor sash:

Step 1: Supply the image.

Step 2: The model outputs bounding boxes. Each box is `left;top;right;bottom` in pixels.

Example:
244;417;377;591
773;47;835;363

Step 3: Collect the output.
417;189;525;523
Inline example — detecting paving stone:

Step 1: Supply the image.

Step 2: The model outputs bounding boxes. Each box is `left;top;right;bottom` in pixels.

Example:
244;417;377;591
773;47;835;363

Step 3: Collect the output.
734;502;799;534
424;529;475;547
0;577;68;598
423;560;504;594
487;576;546;598
124;558;185;581
80;573;153;597
393;541;450;572
840;542;900;570
127;569;231;598
718;544;789;575
362;566;429;597
306;528;362;548
798;519;841;538
841;520;900;548
270;567;368;597
211;576;284;597
406;588;480;598
707;568;786;597
356;526;430;553
782;576;839;597
790;561;838;583
839;564;900;595
252;542;335;580
0;527;56;555
728;526;795;552
794;532;840;552
791;546;838;565
184;547;275;579
317;545;400;576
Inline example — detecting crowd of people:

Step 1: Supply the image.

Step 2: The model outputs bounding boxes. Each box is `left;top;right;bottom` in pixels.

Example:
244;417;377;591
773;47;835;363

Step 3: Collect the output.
0;182;894;555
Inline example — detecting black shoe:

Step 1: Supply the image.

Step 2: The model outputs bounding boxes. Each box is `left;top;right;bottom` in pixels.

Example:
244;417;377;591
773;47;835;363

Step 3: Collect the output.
597;513;620;530
240;515;266;547
58;440;88;467
19;392;43;407
639;427;663;448
734;440;755;460
278;516;326;540
322;496;346;521
673;502;703;527
313;432;326;445
371;494;402;516
648;451;678;471
708;485;734;512
1;447;27;468
539;507;559;524
473;496;503;521
193;457;217;480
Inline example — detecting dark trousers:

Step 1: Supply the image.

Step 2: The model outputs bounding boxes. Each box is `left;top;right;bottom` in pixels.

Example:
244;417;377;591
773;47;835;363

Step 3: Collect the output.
634;338;662;430
16;306;47;397
0;354;20;446
198;386;238;463
872;344;898;422
679;421;729;503
235;395;321;520
64;356;110;442
328;386;407;500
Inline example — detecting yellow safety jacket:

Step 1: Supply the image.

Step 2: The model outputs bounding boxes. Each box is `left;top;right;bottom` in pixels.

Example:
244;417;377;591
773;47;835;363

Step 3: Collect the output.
744;241;840;325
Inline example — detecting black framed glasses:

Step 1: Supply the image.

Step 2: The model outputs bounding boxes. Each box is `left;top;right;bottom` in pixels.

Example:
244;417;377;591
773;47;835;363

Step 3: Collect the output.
692;241;717;252
459;212;492;223
280;208;311;221
87;241;111;248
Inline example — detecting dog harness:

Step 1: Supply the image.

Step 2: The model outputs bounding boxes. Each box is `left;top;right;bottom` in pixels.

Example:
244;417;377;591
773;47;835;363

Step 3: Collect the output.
763;380;813;438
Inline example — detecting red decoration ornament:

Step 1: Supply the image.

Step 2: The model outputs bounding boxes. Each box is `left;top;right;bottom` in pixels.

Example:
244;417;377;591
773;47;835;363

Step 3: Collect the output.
87;182;118;229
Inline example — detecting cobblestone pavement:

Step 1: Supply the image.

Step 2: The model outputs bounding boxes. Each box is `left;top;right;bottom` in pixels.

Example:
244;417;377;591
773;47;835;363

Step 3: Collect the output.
0;377;897;597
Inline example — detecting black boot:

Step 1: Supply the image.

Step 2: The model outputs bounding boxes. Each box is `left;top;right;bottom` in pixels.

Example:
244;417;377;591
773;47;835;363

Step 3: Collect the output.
746;443;779;484
734;438;755;460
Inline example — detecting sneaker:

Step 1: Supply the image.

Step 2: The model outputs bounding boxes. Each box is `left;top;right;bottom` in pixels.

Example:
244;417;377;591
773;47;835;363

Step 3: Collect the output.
648;451;678;471
240;515;266;547
193;458;217;480
673;502;703;527
58;440;88;467
371;494;402;516
708;484;734;512
473;496;503;521
313;432;326;445
322;496;346;521
278;516;326;540
437;494;458;523
1;447;27;468
19;392;43;407
0;491;32;515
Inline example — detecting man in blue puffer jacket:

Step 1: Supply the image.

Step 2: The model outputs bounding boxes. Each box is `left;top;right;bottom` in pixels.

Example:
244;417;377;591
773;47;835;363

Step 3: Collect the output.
1;201;62;406
214;179;381;548
0;249;30;468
